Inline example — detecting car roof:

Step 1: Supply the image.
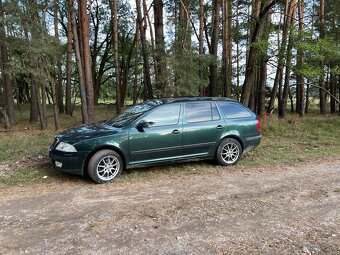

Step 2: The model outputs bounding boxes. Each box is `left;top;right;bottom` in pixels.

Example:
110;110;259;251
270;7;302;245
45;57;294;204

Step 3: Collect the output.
148;97;238;105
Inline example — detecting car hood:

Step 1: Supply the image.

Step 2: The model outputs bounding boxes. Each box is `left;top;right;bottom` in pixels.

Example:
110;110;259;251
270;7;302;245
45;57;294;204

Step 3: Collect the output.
56;122;123;144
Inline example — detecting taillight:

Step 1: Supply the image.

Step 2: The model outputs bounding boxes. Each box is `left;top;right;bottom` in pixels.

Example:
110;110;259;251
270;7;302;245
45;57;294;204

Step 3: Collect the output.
257;119;261;132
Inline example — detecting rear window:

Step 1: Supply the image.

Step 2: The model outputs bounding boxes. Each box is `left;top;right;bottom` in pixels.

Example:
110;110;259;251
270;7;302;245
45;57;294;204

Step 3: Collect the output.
219;102;253;119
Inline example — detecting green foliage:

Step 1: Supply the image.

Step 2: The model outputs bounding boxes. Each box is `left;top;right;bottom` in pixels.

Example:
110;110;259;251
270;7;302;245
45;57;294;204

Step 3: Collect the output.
3;0;61;90
251;40;269;56
294;31;340;79
167;49;201;96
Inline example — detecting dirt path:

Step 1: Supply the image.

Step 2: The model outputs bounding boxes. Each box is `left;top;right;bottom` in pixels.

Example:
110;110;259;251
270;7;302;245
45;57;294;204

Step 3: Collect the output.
0;160;339;254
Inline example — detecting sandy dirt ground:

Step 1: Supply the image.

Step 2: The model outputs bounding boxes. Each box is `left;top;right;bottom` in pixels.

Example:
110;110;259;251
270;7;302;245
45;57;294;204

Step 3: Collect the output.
0;160;339;255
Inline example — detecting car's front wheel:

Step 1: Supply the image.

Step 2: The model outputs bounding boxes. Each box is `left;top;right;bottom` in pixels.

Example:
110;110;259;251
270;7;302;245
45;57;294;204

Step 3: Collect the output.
216;138;242;166
88;149;123;184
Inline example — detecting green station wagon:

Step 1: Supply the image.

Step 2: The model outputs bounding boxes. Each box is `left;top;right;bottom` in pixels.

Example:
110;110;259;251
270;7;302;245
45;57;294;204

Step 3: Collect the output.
49;97;261;183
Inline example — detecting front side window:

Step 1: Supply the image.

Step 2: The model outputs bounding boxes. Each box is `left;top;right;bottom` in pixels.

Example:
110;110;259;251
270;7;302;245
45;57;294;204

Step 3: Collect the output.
106;100;163;127
143;104;181;127
186;102;220;123
219;102;252;119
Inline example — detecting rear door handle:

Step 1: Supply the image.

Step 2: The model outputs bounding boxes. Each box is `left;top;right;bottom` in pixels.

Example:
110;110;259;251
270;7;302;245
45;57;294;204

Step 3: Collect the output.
172;129;180;134
216;125;223;129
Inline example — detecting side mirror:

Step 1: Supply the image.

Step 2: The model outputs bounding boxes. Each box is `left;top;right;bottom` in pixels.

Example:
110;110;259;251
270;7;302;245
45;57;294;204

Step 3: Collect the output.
136;120;150;132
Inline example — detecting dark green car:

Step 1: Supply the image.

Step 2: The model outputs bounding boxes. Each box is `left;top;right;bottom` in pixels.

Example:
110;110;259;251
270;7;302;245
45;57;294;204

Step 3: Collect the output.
49;97;261;183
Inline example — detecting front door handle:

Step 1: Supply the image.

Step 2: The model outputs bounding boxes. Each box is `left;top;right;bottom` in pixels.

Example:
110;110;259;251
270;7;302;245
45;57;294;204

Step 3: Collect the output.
172;129;180;134
216;125;223;129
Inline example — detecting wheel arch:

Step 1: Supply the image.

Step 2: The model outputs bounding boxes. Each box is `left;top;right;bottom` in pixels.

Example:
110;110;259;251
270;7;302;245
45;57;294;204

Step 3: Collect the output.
82;145;127;176
219;135;244;152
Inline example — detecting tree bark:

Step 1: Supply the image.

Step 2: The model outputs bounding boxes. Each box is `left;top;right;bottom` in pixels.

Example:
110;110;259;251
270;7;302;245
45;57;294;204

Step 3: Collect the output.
0;0;15;126
330;66;336;113
136;0;153;99
154;0;167;95
209;0;220;97
257;8;271;116
29;77;39;122
111;0;121;113
133;24;140;105
79;0;95;122
319;0;326;114
279;0;296;118
235;0;240;100
199;0;205;96
144;0;158;87
69;0;89;123
66;8;73;115
267;0;292;113
305;83;309;114
241;0;261;106
53;0;64;114
222;0;232;97
296;0;305;116
178;0;191;50
32;78;47;130
28;0;47;129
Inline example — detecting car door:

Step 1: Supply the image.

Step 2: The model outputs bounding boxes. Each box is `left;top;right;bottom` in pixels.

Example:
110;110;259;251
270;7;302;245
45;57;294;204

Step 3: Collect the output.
128;104;183;164
182;102;225;157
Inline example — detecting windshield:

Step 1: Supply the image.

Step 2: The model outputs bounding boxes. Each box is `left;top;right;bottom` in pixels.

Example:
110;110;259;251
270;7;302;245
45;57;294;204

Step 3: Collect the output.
105;100;163;127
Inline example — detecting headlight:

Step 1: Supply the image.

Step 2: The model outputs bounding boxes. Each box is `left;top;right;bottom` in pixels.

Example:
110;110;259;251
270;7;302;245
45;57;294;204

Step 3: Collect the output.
55;142;77;152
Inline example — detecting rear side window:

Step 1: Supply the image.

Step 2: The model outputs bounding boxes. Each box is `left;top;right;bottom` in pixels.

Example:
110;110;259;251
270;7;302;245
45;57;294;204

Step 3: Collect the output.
186;102;220;123
219;102;252;119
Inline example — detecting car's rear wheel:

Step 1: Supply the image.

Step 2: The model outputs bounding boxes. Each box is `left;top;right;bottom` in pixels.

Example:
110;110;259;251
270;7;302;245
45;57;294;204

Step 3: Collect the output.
216;138;242;166
88;150;123;184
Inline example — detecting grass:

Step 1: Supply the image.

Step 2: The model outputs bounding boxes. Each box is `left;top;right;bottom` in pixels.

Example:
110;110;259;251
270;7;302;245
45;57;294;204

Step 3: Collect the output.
1;104;340;186
241;114;340;166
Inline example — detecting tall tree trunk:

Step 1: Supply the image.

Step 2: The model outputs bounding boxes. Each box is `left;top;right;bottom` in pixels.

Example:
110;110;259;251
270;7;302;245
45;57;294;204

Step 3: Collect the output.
69;0;89;123
32;78;47;130
199;0;205;96
257;9;271;116
305;83;309;114
0;0;15;126
236;0;240;100
296;0;305;116
111;0;121;113
29;79;39;122
267;0;291;113
241;0;260;106
28;0;47;129
133;24;140;105
242;0;278;106
79;0;95;122
279;0;296;118
178;0;191;50
222;0;232;97
53;0;64;114
319;0;326;115
330;66;336;113
66;10;73;115
136;0;153;99
23;25;39;122
154;0;167;95
209;0;220;97
144;0;158;89
49;76;60;130
257;57;267;116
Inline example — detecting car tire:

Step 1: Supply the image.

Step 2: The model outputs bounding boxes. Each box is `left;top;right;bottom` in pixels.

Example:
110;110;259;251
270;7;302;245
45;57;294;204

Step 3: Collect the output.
216;138;242;166
88;149;123;184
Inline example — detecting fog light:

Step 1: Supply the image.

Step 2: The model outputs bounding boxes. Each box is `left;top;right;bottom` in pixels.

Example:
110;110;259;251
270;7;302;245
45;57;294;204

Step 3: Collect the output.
55;161;62;168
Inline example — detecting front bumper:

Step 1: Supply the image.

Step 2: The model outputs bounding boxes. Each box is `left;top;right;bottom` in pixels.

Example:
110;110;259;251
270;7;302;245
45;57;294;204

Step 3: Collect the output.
49;149;88;176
